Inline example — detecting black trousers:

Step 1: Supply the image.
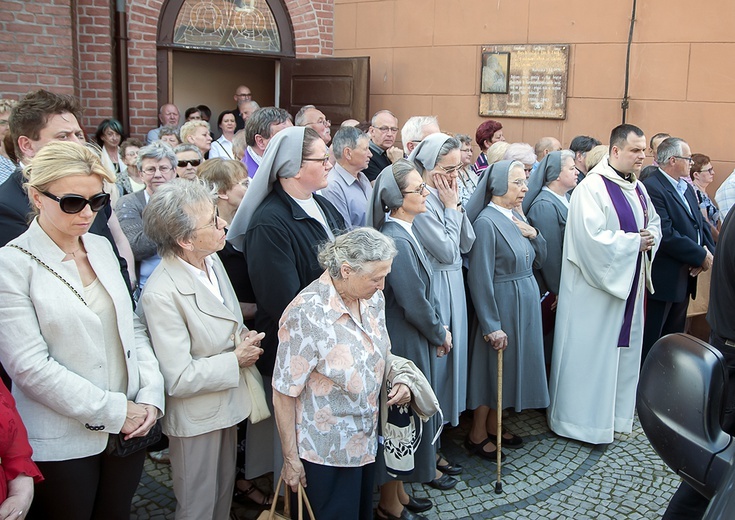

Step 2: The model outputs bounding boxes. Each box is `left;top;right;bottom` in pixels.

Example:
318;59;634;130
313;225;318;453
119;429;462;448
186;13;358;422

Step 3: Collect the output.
28;447;146;520
290;460;375;520
662;333;735;519
642;297;689;362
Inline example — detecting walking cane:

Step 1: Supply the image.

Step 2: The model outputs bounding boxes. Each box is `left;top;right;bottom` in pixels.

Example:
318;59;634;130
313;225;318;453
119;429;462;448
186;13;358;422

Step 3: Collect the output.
495;348;503;494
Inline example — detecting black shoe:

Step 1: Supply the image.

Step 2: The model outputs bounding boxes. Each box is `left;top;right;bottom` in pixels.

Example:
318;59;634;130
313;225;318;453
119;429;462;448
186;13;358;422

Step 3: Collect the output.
404;495;432;513
436;457;463;476
426;473;459;490
375;505;427;520
488;430;524;448
464;435;506;462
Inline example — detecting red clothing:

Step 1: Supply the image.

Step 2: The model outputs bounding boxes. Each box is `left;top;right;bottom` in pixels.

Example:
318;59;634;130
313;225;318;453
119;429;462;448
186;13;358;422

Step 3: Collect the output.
0;384;42;503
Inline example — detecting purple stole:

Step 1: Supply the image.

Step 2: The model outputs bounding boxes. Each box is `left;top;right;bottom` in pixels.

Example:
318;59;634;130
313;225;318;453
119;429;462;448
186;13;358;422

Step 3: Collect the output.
243;149;259;179
601;176;649;348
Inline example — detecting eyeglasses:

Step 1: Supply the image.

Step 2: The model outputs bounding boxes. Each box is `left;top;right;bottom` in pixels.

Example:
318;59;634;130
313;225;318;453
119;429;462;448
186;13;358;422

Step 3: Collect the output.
374;126;399;133
402;182;427;195
697;167;715;174
195;206;221;231
177;159;202;168
40;190;110;214
305;119;330;127
302;156;331;166
674;156;694;164
236;93;252;98
437;163;463;174
142;165;173;176
510;179;528;187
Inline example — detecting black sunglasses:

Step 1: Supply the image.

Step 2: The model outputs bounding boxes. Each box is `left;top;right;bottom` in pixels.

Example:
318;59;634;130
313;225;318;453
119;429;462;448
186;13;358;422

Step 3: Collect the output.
178;159;202;168
40;190;110;214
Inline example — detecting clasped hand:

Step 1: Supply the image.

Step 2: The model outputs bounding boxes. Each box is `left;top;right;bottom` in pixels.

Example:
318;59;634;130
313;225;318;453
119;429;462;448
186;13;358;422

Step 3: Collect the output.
235;330;266;367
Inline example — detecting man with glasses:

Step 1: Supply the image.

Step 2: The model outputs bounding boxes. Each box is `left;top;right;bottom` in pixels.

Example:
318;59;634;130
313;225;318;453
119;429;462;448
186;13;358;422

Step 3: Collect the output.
548;124;661;445
641;137;715;361
115;142;178;288
364;110;403;182
295;105;332;145
221;85;253;133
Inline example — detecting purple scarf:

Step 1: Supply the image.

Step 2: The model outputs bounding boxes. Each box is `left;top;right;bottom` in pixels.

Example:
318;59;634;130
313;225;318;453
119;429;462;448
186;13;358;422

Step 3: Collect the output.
601;176;648;348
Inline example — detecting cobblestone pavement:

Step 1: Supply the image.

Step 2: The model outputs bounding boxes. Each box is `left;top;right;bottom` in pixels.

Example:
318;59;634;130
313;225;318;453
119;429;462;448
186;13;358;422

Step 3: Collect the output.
131;409;680;519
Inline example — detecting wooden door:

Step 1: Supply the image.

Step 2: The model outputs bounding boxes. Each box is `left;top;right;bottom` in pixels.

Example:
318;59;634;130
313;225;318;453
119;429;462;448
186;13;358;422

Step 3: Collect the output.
279;57;370;127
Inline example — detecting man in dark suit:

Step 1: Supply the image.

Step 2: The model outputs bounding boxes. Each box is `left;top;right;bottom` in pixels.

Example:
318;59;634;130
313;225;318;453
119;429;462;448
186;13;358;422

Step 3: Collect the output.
641;137;715;361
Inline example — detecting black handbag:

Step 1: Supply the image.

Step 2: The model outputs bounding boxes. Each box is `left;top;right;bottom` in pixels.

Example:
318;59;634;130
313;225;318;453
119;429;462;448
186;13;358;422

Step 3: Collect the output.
107;421;162;457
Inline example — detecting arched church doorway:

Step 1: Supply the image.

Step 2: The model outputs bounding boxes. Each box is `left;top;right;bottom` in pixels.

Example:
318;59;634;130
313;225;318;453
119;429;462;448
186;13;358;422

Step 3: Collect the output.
156;0;369;128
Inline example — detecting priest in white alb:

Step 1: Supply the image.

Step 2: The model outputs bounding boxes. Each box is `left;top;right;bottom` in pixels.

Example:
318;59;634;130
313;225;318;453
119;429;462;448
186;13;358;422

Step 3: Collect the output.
547;124;661;444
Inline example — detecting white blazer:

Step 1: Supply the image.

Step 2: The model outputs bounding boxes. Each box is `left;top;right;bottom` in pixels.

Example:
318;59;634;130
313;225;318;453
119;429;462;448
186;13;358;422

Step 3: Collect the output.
137;255;252;438
0;219;165;462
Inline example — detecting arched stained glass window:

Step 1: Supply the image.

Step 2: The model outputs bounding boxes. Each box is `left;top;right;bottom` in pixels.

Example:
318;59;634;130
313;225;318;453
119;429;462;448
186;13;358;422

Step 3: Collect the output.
173;0;281;53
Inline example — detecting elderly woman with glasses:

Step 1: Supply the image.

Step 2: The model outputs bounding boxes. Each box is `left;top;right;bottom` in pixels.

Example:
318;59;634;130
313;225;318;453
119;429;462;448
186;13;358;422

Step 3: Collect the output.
408;133;475;479
228;126;346;488
464;160;548;461
0;141;164;519
370;159;454;519
115;142;178;288
137;179;268;520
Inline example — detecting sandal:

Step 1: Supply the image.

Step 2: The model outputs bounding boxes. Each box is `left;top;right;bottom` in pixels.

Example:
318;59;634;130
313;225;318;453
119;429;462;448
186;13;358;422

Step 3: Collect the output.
436;455;463;476
233;481;273;507
464;435;506;462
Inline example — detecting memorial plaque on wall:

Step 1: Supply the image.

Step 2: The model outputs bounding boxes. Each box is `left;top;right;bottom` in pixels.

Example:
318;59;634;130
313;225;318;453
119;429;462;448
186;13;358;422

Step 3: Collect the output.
479;44;568;119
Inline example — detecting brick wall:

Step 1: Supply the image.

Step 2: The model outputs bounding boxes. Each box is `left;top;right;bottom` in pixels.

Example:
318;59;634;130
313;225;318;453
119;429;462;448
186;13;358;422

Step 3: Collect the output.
0;1;76;99
76;0;115;134
1;0;334;140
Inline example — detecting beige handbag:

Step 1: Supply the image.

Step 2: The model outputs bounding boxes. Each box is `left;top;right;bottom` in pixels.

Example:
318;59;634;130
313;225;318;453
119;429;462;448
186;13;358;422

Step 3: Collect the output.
257;476;315;520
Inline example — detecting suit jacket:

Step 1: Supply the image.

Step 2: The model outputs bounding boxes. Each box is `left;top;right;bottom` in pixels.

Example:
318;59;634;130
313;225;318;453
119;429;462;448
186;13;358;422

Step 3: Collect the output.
643;170;715;302
0;220;164;461
364;141;392;182
138;254;252;438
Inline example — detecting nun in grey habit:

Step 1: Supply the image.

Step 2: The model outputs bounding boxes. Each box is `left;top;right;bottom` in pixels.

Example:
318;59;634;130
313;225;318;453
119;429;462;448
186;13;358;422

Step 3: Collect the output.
522;150;578;365
464;160;549;459
368;159;458;497
408;133;475;428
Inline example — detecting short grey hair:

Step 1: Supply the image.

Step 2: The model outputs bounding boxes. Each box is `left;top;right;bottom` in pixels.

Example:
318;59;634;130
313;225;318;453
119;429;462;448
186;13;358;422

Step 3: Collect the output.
143;178;216;258
238;99;260;111
503;143;536;165
173;143;203;161
401;116;439;153
294;105;317;127
560;149;576;164
455;134;472;147
136;142;177;171
245;107;292;146
318;227;397;279
158;125;180;140
332;127;368;160
656;137;686;166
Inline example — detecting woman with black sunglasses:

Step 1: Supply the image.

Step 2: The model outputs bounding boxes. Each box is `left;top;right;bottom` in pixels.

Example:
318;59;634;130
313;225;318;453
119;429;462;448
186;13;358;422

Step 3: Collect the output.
0;141;165;519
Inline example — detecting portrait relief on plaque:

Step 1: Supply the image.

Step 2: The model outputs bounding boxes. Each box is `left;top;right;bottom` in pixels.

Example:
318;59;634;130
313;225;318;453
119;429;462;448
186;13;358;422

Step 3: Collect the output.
479;44;569;120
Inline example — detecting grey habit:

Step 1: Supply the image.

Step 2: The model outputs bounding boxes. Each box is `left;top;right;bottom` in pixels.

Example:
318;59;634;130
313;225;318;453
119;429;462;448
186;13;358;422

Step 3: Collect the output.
370;164;445;484
523;150;569;295
465;160;550;411
408;133;476;426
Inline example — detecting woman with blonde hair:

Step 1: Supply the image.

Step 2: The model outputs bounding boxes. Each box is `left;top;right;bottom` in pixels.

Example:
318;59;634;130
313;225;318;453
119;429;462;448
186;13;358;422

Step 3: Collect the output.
180;120;213;159
0;141;164;519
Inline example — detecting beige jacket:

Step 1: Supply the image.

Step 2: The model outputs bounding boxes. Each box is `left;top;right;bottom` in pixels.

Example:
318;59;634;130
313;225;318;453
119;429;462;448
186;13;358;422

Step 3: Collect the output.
0;220;165;461
138;254;253;438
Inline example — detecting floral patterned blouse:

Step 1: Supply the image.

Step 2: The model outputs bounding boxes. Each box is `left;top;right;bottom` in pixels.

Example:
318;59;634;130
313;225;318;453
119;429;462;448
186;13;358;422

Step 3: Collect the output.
273;270;391;467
